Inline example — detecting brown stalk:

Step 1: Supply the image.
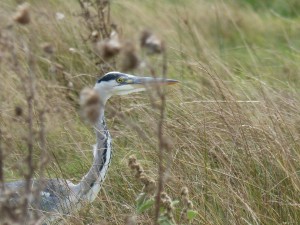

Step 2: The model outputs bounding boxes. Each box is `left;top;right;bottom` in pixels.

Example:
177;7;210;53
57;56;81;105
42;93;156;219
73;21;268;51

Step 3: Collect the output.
0;128;3;191
34;110;48;213
22;44;37;220
154;49;168;224
97;1;110;39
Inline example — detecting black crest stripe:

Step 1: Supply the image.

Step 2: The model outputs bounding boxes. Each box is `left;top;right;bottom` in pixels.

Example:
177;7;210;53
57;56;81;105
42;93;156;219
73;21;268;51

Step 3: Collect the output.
97;73;121;83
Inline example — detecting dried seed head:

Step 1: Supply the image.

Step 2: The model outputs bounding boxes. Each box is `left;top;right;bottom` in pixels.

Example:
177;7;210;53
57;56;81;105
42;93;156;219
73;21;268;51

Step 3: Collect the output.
55;12;65;21
144;178;156;194
181;186;189;197
140;175;150;185
85;105;100;124
166;203;173;210
162;195;172;209
79;87;93;103
13;3;30;25
96;39;121;59
69;48;77;53
161;192;168;200
15;106;23;116
49;63;64;74
129;162;136;170
67;81;74;89
134;163;144;179
181;186;190;207
91;30;99;42
162;137;173;151
125;215;136;225
160;192;174;221
180;186;194;220
80;88;101;107
111;23;117;30
136;163;144;171
128;156;144;179
140;30;152;47
96;30;121;59
41;42;55;55
128;155;137;167
128;156;156;194
140;30;165;54
166;214;174;222
121;41;139;72
63;71;72;80
80;88;102;124
187;200;193;209
96;0;110;6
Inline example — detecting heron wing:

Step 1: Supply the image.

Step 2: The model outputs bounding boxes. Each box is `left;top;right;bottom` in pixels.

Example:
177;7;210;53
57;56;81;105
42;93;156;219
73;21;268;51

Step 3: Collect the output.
3;179;76;214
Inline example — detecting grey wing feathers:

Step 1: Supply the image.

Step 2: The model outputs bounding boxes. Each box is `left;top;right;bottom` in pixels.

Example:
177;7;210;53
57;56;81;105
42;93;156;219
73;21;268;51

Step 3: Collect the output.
3;179;77;214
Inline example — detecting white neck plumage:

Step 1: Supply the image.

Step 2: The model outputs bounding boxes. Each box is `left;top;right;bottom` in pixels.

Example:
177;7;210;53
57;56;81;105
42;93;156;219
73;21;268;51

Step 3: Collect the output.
74;106;112;202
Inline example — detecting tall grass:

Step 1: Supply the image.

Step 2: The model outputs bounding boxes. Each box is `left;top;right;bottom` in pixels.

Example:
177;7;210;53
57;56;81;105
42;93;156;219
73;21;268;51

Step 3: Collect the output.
1;0;300;224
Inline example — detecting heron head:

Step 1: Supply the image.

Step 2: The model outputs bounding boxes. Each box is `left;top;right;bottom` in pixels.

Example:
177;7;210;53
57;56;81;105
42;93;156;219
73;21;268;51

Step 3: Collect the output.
94;71;178;103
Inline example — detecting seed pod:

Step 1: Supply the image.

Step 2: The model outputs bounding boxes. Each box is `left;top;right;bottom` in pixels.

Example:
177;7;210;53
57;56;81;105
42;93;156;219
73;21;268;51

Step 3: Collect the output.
120;41;139;72
91;30;99;42
181;186;189;197
13;3;30;25
80;88;102;124
140;30;165;54
95;30;121;59
125;216;136;225
15;106;23;117
41;42;55;55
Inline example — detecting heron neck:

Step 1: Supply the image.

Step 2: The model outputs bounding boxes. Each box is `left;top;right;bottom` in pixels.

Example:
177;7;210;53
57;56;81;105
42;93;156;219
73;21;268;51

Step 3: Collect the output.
74;107;112;202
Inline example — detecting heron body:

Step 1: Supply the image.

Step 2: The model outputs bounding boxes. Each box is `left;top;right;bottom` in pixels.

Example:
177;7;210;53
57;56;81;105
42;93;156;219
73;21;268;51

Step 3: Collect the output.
4;109;112;222
1;72;177;223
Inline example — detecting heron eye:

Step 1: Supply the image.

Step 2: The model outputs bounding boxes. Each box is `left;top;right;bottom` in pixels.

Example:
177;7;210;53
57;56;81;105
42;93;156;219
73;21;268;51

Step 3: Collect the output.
116;77;124;83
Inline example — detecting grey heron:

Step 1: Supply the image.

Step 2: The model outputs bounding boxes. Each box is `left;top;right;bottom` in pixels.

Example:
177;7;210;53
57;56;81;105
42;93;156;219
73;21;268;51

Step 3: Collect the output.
2;71;178;223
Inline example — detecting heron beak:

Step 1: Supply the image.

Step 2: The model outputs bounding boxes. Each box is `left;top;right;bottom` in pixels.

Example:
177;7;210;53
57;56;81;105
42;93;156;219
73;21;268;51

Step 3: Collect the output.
126;76;179;86
114;74;178;96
